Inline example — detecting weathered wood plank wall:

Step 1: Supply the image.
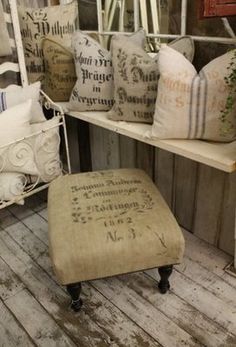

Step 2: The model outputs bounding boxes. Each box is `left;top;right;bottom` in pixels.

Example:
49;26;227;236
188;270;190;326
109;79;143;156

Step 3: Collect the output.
84;125;236;256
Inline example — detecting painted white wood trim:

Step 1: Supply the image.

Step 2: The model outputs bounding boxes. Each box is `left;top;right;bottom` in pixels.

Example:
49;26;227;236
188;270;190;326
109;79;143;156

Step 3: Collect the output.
118;0;125;32
96;0;105;47
0;62;19;74
104;0;112;29
222;18;236;38
82;30;236;44
133;0;139;31
235;208;236;268
139;1;148;33
9;0;28;86
150;0;160;34
59;106;236;173
181;0;187;35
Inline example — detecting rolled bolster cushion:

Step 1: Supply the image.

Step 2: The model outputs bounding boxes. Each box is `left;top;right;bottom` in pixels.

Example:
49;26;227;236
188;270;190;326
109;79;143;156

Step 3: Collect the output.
0;172;27;205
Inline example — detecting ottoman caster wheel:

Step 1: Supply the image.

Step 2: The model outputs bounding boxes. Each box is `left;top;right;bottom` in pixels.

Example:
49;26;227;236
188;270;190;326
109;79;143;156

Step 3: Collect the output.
71;298;83;312
158;282;170;294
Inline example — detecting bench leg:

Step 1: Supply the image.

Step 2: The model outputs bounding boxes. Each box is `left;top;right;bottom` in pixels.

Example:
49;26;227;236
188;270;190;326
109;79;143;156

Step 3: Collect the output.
66;282;83;312
158;265;173;294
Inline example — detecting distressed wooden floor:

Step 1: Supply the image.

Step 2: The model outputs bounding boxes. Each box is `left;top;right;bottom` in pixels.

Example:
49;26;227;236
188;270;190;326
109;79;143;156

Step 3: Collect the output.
0;192;236;347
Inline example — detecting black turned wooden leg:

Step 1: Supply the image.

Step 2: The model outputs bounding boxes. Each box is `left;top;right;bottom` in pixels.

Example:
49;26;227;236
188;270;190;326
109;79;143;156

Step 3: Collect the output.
66;283;83;312
158;265;173;294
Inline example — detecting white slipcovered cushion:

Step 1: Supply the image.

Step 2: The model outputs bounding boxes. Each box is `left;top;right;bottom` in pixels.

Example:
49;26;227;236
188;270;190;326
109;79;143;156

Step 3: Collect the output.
0;99;38;175
0;82;46;123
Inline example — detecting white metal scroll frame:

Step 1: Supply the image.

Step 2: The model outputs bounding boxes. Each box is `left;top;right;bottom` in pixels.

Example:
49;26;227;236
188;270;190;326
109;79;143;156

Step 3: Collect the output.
0;0;71;209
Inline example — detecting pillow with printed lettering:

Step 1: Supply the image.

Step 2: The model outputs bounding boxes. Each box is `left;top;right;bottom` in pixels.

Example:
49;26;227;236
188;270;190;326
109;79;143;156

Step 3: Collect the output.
68;30;146;111
42;38;77;101
108;36;194;123
151;46;236;142
18;1;78;83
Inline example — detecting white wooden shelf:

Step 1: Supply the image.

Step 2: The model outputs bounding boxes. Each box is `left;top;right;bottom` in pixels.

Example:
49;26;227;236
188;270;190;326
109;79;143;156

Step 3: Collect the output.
59;103;236;173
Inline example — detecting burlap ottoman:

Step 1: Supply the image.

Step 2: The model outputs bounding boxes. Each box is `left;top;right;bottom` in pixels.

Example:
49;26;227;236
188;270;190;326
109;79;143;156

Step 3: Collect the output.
48;169;185;311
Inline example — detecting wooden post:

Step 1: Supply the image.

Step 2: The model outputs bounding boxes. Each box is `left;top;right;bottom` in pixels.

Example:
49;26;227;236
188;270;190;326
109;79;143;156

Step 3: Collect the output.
234;207;236;269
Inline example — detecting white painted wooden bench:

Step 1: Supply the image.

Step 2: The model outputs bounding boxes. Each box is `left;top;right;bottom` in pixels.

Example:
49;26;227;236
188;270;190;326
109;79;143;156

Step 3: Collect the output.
59;105;236;173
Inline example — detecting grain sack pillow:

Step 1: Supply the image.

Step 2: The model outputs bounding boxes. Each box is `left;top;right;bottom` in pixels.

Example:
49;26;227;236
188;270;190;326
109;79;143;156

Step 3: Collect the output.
18;1;78;83
151;46;236;142
108;36;194;123
0;82;45;123
0;172;26;204
0;0;11;57
69;30;146;111
0;100;39;175
167;36;195;62
42;38;77;101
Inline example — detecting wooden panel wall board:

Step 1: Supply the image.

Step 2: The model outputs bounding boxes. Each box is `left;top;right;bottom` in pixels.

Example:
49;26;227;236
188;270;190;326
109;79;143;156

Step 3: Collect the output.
154;148;175;209
173;157;199;232
89;124;120;171
218;172;236;256
17;0;47;7
192;165;226;245
65;116;81;173
65;123;236;256
48;0;60;5
136;142;155;179
119;135;137;168
77;119;92;172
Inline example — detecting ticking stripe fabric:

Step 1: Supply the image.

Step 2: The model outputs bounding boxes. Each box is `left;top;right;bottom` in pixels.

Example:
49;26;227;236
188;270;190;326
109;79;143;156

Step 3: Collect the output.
0;93;7;112
187;71;208;139
0;82;45;123
152;46;236;142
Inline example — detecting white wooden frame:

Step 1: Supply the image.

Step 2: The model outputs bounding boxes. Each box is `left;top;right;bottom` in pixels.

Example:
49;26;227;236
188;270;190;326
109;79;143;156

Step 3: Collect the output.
79;0;236;44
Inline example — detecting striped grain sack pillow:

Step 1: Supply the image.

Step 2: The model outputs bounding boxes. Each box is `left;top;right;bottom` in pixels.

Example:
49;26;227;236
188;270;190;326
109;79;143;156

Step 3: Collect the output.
151;46;236;142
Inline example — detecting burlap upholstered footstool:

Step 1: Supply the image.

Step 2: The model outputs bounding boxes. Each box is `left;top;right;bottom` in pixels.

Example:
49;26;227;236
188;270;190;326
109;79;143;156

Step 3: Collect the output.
48;169;185;311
